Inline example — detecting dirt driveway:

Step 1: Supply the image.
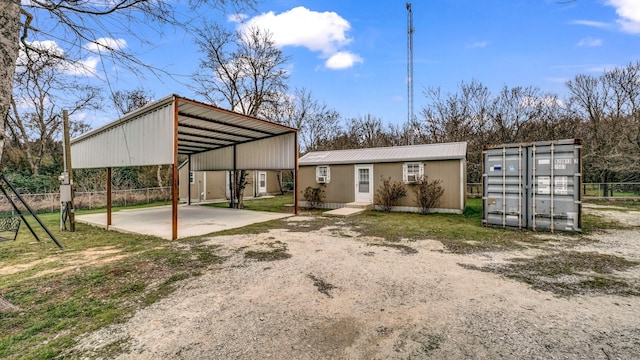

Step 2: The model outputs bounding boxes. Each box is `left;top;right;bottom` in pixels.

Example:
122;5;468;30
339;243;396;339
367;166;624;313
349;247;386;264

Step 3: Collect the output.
73;209;640;359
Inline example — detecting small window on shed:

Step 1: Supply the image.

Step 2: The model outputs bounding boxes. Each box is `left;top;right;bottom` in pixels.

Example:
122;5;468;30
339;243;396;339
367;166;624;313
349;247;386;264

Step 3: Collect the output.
403;162;424;183
316;166;330;184
189;171;195;185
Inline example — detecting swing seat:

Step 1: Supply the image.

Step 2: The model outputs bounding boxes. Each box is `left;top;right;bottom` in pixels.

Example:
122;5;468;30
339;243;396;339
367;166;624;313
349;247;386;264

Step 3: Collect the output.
0;216;21;241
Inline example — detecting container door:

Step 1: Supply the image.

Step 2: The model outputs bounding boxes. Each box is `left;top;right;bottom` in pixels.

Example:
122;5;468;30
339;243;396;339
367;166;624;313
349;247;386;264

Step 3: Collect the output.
528;140;582;232
354;164;374;203
483;145;527;229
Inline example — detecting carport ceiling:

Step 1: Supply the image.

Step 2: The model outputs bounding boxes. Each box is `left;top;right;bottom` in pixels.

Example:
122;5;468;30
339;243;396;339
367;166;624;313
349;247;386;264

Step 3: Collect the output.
176;98;295;156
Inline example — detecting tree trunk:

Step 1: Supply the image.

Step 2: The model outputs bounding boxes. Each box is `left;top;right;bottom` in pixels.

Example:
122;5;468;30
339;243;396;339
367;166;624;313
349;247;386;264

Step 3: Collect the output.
157;165;163;188
0;1;22;164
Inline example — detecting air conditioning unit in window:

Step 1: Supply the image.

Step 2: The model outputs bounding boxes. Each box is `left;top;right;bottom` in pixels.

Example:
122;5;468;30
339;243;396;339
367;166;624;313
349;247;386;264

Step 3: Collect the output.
406;174;418;183
317;176;327;183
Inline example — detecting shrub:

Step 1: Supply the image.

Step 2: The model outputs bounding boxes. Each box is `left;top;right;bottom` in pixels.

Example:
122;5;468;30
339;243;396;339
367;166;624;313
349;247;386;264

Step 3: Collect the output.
374;176;407;212
413;175;444;215
303;186;325;209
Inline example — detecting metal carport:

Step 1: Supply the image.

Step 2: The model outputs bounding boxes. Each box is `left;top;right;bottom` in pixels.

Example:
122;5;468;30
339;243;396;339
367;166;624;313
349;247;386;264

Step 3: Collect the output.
71;94;298;240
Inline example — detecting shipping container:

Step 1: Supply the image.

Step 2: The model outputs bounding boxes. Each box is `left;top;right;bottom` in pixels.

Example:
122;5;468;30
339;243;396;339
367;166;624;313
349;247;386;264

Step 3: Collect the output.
483;139;582;232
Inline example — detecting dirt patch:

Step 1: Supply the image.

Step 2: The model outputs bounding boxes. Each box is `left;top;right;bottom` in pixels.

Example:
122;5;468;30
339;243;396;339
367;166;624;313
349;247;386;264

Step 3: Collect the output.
0;295;20;313
70;224;640;359
583;204;640;227
0;246;129;278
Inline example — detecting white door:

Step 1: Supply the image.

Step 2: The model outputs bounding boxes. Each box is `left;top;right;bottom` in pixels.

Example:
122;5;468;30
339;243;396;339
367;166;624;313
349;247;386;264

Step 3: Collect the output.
258;171;267;194
354;164;374;203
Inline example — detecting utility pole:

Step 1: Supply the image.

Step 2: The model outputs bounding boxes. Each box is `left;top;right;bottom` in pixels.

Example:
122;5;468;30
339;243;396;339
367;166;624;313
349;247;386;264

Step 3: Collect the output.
406;2;415;144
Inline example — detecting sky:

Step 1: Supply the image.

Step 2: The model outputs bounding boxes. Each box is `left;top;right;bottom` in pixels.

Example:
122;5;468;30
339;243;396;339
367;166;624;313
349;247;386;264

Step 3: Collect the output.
22;0;640;129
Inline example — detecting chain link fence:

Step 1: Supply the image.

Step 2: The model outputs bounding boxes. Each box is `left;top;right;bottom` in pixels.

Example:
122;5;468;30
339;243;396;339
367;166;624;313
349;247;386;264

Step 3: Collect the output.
0;187;172;213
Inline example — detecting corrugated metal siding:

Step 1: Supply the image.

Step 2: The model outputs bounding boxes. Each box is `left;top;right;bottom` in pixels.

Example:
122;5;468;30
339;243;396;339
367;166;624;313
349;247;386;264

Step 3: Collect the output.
236;133;296;170
483;139;582;232
71;103;174;168
189;133;295;171
299;142;467;165
190;146;234;171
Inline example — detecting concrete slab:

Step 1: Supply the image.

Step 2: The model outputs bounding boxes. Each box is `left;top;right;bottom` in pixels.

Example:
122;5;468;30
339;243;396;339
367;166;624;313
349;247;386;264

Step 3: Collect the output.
345;202;374;210
323;207;365;217
76;205;293;240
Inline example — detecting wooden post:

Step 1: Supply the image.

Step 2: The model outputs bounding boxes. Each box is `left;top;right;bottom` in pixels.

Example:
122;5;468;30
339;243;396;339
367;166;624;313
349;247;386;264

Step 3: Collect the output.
106;167;112;226
63;110;76;231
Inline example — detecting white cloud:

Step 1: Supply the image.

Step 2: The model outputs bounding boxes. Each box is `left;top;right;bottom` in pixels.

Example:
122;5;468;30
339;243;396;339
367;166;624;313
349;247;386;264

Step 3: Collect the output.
228;13;248;23
84;37;127;52
606;0;640;33
466;41;488;49
587;64;619;72
17;40;97;76
577;37;603;46
17;40;64;65
325;51;363;69
569;20;611;29
60;56;100;77
239;6;362;70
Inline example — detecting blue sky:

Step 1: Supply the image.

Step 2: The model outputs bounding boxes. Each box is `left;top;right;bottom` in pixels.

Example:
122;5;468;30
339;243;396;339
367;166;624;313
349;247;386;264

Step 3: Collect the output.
25;0;640;129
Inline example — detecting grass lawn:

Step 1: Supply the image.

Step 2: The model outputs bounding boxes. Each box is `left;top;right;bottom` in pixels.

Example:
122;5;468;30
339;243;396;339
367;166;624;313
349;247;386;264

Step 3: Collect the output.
203;193;294;213
0;196;636;358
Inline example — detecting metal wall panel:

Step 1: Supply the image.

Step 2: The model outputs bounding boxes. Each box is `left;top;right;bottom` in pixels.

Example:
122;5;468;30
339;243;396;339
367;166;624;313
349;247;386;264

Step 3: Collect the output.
190;146;234;171
483;139;582;232
71;104;175;168
236;133;296;169
190;132;296;171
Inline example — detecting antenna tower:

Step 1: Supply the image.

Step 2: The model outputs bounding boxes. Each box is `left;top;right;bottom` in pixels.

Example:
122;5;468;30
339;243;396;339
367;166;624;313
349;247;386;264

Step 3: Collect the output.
406;3;414;126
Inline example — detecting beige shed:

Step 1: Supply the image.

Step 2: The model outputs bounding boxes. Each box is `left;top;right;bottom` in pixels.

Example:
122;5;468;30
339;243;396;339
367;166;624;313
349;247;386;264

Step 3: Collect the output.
298;142;467;214
178;163;285;202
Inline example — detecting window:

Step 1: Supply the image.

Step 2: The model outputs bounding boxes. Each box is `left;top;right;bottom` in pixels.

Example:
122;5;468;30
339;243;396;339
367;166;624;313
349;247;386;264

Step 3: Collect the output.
403;162;424;183
315;166;331;183
189;171;195;185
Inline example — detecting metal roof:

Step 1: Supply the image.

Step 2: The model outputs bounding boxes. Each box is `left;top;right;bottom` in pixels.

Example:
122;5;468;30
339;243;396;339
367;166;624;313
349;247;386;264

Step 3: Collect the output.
71;95;297;169
72;95;296;157
298;142;467;166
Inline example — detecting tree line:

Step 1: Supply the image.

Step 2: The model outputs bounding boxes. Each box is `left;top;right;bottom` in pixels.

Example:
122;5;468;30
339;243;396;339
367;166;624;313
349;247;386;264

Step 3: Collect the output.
2;2;639;194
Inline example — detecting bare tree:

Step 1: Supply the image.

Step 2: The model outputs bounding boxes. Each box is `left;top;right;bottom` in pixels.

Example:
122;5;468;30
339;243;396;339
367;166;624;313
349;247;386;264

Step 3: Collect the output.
567;62;640;188
111;87;155;116
191;24;289;117
7;47;99;175
263;88;342;154
1;0;257;164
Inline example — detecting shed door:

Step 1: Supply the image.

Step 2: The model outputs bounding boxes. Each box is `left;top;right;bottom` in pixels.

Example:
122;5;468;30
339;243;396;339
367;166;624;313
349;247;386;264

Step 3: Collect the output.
258;171;267;194
354;164;374;203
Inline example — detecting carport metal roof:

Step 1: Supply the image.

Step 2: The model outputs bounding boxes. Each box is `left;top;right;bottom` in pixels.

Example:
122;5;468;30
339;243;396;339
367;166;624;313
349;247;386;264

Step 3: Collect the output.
70;95;299;240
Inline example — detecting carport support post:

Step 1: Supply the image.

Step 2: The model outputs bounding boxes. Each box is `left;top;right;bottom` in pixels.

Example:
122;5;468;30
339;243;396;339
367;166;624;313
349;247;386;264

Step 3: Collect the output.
294;132;299;215
106;167;112;227
233;145;237;209
172;96;179;240
187;155;191;206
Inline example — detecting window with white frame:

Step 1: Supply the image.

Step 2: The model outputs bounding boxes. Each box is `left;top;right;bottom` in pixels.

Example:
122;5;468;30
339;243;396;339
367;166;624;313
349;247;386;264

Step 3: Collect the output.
189;171;195;185
403;162;424;183
315;165;331;184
